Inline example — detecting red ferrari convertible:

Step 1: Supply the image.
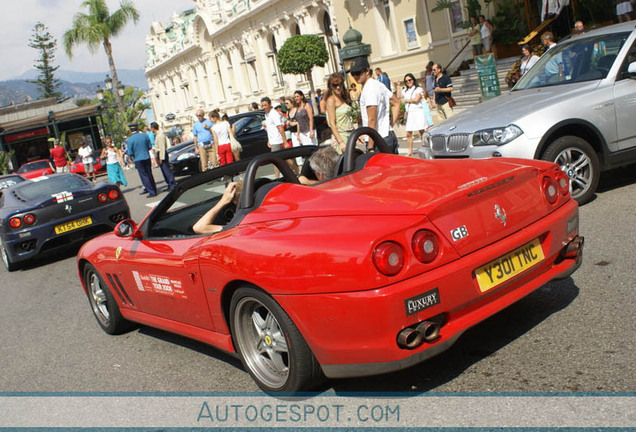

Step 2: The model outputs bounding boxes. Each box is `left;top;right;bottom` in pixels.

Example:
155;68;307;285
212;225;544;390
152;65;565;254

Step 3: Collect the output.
76;128;583;392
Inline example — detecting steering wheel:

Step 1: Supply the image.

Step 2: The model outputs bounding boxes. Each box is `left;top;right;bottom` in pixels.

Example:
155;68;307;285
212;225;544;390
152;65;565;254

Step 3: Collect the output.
342;127;392;174
239;154;299;209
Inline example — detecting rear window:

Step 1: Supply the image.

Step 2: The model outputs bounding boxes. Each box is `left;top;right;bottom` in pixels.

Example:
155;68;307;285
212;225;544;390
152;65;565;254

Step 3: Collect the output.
18;161;50;173
13;175;89;201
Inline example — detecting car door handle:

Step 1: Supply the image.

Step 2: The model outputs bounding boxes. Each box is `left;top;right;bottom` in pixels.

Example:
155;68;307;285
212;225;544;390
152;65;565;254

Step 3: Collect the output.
189;272;197;283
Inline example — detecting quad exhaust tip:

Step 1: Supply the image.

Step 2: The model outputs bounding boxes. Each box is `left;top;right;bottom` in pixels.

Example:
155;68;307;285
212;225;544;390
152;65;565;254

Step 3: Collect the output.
397;320;441;349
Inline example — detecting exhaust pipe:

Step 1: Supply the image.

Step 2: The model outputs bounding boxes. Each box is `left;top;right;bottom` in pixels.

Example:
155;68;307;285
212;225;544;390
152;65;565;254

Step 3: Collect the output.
397;327;423;349
397;320;441;349
417;321;441;342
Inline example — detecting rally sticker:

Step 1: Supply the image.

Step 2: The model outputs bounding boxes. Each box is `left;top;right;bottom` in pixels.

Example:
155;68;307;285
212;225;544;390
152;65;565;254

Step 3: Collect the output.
131;271;187;299
52;191;74;203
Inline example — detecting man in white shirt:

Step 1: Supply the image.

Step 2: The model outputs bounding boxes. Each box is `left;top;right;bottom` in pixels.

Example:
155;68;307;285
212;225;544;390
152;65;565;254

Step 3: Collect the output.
78;141;96;182
262;97;288;178
350;57;400;153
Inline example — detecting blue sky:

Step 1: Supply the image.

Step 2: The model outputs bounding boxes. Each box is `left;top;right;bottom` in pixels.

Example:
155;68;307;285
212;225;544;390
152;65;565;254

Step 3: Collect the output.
0;0;195;81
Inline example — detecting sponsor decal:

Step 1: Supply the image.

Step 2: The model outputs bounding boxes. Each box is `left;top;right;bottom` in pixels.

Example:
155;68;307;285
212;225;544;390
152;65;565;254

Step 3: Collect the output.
467;176;514;197
450;225;469;241
131;270;187;299
52;191;73;203
404;288;440;316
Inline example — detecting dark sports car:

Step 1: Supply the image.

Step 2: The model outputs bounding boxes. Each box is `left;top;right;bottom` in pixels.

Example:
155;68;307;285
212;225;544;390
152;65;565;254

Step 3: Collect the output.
0;173;130;271
0;175;25;190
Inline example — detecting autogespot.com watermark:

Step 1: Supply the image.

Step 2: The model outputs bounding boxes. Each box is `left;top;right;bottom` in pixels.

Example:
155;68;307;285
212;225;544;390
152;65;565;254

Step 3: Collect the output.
197;400;400;424
1;392;635;429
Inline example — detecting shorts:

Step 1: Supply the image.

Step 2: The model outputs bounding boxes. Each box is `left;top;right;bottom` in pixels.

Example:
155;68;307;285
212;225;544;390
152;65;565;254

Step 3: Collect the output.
617;1;633;15
270;144;283;152
84;162;95;174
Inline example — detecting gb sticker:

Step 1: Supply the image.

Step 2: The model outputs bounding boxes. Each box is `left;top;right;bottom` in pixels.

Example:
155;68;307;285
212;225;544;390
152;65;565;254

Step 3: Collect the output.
450;225;469;241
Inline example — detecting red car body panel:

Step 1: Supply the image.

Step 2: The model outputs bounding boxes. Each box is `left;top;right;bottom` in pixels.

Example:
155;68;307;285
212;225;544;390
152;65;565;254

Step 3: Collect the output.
17;160;54;179
77;153;582;379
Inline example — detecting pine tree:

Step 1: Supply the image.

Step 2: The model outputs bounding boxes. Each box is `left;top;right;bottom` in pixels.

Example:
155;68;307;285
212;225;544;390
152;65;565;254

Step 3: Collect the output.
28;22;62;100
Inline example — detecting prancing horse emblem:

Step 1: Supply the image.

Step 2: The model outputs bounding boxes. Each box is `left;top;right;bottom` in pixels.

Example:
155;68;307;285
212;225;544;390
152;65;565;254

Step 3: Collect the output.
65;204;72;214
494;204;507;226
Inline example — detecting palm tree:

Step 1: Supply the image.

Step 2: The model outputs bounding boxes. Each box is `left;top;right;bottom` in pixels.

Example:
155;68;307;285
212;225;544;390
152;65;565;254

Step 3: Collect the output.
63;0;139;110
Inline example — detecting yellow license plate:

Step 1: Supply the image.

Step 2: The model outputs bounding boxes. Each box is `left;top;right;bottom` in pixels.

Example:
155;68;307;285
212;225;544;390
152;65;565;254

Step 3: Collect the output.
475;238;545;293
54;216;92;235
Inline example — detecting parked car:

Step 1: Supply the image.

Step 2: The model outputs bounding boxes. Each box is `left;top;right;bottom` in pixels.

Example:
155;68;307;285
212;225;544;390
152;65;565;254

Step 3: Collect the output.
1;173;129;271
70;150;106;177
169;112;331;176
77;128;583;392
424;21;636;204
17;160;54;179
0;174;25;190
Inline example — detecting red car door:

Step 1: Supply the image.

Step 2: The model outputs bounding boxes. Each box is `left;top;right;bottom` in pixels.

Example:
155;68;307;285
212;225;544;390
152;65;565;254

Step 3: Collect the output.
115;237;213;330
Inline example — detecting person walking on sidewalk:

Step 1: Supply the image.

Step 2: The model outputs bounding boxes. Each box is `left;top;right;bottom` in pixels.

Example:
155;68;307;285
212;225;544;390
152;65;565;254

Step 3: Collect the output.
100;136;127;186
150;122;176;191
49;139;69;173
433;63;455;120
401;73;430;157
125;123;157;197
192;109;217;171
207;111;234;166
350;57;400;153
325;73;355;153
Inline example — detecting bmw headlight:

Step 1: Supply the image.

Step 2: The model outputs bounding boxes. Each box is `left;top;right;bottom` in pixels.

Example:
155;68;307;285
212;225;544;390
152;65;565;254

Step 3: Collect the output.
472;125;523;146
176;152;196;161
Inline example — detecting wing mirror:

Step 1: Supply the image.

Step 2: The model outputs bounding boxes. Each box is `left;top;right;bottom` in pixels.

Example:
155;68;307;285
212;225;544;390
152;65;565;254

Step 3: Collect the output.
114;219;142;239
628;61;636;76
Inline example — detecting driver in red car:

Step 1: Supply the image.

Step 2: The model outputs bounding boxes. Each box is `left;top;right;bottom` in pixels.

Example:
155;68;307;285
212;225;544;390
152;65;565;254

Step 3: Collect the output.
298;146;339;185
193;180;243;234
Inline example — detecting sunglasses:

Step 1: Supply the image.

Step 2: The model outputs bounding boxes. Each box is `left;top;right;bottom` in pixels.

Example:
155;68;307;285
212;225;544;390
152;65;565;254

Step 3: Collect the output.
331;82;343;88
405;78;414;82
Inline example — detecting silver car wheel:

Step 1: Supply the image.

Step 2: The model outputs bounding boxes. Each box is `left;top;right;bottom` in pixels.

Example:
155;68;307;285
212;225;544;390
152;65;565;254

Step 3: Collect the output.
554;146;593;201
233;297;289;389
88;271;110;327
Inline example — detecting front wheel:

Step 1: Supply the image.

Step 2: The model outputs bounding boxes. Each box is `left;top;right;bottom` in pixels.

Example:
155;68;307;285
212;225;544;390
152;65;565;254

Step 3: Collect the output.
230;287;324;392
541;136;600;205
84;263;134;335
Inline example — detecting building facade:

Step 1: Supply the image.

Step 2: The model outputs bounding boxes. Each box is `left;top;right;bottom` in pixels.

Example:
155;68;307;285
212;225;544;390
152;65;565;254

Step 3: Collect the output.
145;0;341;134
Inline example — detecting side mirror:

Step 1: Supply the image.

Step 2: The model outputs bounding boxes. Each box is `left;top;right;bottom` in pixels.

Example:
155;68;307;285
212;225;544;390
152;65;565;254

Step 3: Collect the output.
628;61;636;76
115;219;142;239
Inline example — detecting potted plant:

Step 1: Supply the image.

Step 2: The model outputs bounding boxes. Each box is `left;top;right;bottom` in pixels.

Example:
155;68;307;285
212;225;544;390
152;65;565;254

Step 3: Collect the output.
491;0;527;59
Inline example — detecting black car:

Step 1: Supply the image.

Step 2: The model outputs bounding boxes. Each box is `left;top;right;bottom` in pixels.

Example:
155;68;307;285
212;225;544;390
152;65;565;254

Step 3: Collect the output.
168;111;331;175
0;173;130;271
0;175;26;190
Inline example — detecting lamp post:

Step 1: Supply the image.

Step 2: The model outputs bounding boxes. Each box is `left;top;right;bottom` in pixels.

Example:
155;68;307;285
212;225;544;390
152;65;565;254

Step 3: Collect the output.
95;74;126;141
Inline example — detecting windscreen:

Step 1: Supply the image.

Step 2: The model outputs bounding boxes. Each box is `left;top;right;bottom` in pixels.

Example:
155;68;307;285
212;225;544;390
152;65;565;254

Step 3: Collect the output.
514;32;630;90
13;175;89;201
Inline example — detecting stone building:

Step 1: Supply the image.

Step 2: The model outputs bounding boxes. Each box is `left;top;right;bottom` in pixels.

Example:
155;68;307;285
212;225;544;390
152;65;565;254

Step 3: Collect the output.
145;0;341;134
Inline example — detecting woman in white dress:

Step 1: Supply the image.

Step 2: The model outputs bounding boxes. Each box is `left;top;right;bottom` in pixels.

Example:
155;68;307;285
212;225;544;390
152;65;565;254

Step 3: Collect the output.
401;73;430;157
519;44;540;76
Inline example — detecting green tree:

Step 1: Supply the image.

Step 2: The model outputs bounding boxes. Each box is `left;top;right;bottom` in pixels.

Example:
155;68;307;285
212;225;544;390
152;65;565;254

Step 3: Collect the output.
63;0;139;110
27;22;62;100
98;87;150;145
277;35;329;96
0;150;16;175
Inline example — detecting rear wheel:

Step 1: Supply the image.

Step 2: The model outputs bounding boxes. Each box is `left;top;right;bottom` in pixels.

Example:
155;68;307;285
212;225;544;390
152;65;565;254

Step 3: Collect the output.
230;287;324;393
84;263;134;335
541;136;600;205
0;242;19;272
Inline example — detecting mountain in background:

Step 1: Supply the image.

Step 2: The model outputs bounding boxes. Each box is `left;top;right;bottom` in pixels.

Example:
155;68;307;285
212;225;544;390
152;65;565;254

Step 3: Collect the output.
15;68;148;89
0;69;148;108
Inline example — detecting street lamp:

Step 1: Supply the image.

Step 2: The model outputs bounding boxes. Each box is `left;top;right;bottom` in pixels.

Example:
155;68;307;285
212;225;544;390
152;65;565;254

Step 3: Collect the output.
104;75;113;91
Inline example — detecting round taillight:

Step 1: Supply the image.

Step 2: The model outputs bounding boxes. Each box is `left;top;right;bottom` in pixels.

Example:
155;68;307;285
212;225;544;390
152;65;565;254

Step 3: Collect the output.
543;176;558;204
556;171;570;196
372;241;404;276
9;217;21;229
412;230;439;263
97;193;108;203
108;189;119;200
23;214;36;225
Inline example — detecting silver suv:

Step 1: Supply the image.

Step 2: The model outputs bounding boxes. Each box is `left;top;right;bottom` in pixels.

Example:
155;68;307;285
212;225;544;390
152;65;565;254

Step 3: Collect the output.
424;22;636;204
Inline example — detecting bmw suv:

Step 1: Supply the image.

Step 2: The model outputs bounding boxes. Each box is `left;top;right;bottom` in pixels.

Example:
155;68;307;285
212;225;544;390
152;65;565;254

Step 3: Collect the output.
424;22;636;204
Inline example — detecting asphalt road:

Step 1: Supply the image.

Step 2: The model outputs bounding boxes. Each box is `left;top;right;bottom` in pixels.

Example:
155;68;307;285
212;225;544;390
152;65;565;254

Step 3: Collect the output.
0;163;635;393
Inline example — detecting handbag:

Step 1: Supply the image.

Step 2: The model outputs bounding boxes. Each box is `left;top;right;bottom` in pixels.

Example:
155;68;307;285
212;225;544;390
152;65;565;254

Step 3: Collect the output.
447;96;457;108
229;133;242;153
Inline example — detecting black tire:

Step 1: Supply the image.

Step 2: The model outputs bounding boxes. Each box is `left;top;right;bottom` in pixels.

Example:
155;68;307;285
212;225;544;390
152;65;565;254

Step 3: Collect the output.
541;136;600;205
229;287;324;393
0;242;19;272
83;263;134;335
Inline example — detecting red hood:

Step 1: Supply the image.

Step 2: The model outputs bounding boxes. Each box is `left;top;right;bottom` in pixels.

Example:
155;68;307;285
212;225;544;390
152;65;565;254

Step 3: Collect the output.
244;154;563;256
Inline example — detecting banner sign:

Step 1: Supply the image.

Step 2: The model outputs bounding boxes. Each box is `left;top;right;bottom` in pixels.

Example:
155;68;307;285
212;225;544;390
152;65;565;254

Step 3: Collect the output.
476;53;501;100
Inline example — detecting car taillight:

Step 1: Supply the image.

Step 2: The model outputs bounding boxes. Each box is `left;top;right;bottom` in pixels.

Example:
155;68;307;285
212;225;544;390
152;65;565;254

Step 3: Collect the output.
9;217;21;229
373;241;404;276
98;193;108;203
555;170;570;196
23;214;36;225
543;176;558;204
108;190;119;200
412;230;439;263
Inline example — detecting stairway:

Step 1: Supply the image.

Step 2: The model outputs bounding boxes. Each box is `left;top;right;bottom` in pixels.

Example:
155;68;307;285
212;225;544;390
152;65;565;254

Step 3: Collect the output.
450;56;520;112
